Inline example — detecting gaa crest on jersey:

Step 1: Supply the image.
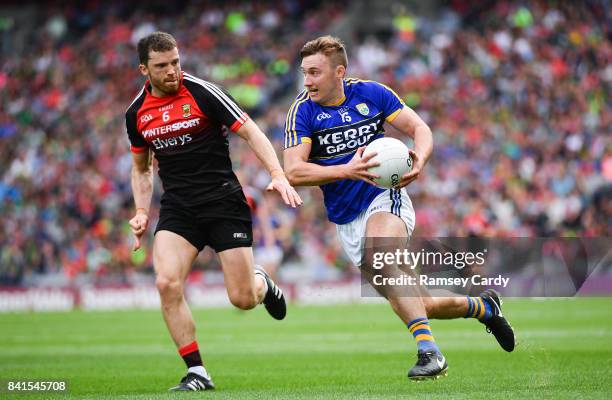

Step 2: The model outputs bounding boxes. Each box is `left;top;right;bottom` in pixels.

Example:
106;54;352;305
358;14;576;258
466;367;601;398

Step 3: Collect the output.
182;104;191;118
356;103;369;116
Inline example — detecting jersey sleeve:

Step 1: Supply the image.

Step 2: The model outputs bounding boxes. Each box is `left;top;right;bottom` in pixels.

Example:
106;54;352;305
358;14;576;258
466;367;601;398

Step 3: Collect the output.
125;109;148;153
284;91;311;149
183;74;249;132
372;81;405;122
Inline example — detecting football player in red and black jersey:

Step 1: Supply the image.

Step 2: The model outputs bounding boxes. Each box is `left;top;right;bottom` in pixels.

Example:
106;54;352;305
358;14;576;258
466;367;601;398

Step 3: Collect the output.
125;32;302;392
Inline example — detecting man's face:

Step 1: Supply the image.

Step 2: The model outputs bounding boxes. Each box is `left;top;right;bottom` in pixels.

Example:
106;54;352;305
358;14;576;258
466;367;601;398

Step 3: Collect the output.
139;47;181;96
301;53;345;104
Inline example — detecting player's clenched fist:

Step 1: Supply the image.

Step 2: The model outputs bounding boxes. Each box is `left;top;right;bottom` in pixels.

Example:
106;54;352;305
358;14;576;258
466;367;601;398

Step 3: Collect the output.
129;210;149;251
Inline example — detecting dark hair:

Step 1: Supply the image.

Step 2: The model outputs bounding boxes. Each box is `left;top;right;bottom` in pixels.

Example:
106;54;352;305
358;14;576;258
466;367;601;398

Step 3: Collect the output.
137;31;178;65
300;35;348;68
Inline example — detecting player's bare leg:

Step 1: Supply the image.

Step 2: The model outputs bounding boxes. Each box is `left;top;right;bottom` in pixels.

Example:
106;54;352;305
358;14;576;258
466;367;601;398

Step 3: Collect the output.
154;230;214;391
423;295;469;319
365;212;447;380
218;247;265;309
154;230;199;347
424;290;515;351
218;247;286;319
365;212;429;324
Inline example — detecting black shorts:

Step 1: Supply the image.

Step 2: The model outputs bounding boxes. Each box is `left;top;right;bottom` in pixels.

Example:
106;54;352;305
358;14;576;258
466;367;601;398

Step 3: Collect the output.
155;190;253;252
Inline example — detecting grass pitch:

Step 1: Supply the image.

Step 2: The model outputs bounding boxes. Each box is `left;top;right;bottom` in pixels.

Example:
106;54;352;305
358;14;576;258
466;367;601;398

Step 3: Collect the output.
0;298;611;399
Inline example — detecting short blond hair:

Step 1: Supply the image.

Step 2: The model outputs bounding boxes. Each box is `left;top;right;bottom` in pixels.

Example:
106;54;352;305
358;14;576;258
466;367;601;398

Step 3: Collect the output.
300;35;348;68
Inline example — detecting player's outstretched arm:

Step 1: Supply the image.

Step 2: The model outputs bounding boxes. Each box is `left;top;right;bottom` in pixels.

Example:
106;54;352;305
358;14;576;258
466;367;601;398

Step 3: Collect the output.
236;119;302;208
386;107;433;187
284;143;381;187
129;150;153;251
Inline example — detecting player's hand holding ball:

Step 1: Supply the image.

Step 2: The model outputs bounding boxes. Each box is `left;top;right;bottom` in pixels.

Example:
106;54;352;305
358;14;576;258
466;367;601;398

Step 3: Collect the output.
129;208;149;251
344;146;381;183
400;149;422;187
363;137;419;189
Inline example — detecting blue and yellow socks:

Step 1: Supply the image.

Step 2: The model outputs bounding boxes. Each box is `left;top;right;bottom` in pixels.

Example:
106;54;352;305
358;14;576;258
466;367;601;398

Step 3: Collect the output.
407;317;440;353
465;296;492;320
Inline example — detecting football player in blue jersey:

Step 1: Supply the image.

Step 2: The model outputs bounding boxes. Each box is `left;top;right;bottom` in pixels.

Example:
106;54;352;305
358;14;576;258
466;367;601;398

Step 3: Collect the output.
283;36;515;380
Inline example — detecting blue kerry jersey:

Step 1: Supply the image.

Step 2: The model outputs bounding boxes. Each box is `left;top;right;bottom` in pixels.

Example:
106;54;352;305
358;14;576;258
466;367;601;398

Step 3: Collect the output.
284;78;405;224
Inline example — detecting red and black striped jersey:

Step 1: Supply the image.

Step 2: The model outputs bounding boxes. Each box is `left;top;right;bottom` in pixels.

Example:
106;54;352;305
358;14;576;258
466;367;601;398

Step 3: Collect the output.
125;72;249;207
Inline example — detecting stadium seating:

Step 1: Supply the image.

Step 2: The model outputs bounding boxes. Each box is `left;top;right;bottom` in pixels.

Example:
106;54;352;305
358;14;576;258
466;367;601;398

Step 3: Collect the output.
0;0;609;286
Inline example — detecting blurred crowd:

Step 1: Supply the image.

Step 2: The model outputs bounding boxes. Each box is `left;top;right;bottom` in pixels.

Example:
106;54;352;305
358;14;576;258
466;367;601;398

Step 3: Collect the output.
0;0;609;286
351;0;611;239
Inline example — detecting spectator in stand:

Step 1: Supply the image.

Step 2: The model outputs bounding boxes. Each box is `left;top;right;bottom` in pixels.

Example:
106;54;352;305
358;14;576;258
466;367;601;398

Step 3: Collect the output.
0;0;609;286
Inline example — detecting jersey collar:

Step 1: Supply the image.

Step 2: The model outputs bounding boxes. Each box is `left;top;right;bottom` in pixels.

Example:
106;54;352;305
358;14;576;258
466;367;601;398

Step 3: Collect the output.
321;80;348;106
323;94;346;107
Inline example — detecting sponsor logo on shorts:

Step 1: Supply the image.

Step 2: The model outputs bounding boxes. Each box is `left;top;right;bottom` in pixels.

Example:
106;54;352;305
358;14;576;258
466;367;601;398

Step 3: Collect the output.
233;233;248;239
369;205;385;214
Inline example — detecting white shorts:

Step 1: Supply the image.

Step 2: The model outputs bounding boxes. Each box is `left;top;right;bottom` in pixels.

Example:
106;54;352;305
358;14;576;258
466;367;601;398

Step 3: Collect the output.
336;188;415;267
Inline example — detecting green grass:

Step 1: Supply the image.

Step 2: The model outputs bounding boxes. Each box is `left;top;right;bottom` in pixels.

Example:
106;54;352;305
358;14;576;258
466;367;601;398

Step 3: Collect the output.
0;298;611;399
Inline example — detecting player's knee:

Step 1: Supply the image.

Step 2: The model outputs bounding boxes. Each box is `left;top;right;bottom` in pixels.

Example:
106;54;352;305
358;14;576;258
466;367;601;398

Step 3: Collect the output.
228;289;258;310
155;275;183;299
